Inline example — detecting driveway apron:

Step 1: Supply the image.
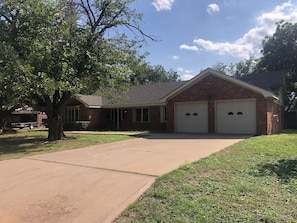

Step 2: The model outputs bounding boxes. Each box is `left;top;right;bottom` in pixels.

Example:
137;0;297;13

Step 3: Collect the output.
0;133;246;223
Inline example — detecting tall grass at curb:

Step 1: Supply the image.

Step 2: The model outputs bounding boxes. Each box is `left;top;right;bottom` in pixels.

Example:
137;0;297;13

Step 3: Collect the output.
116;131;297;223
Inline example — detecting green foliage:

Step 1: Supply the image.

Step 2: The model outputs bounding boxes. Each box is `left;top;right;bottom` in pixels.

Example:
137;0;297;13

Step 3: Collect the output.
64;121;91;130
130;62;179;85
116;133;297;222
0;0;153;140
212;59;257;77
0;0;150;99
258;21;297;92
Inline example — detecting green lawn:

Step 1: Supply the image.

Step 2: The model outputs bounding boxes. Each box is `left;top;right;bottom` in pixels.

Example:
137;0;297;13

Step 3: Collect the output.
115;131;297;223
0;129;133;161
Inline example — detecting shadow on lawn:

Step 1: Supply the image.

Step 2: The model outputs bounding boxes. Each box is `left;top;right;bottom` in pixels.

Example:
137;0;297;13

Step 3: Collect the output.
0;135;77;156
0;136;47;155
256;159;297;182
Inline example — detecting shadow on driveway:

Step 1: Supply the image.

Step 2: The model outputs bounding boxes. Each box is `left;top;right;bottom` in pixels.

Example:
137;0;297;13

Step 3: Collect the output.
137;133;253;140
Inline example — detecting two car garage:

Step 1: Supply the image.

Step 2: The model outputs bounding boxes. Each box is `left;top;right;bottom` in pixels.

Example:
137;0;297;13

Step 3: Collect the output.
174;99;257;134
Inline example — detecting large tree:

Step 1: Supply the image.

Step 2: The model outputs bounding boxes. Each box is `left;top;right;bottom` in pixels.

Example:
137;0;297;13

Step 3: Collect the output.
0;16;28;131
258;21;297;92
0;0;153;140
212;59;257;78
257;21;297;110
130;62;179;85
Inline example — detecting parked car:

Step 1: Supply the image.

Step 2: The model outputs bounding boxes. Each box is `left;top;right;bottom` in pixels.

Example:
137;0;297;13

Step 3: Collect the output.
11;121;38;129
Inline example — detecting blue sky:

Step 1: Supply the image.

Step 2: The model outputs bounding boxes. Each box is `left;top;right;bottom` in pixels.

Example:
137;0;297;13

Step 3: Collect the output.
131;0;297;80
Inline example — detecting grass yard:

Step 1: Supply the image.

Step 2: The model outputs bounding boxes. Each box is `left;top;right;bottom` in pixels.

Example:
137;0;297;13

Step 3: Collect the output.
0;129;133;161
115;131;297;223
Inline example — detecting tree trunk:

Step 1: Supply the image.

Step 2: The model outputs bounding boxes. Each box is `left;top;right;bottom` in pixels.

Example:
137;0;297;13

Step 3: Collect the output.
0;106;18;134
47;111;66;141
44;91;71;141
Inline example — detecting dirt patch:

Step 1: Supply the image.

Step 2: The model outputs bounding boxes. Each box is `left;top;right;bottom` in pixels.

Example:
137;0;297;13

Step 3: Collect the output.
22;195;77;223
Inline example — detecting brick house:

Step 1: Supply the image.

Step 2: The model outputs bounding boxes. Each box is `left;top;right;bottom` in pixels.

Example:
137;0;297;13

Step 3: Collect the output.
64;68;286;134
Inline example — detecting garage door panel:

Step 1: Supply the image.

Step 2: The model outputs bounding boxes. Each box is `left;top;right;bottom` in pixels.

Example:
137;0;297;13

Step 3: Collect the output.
216;100;256;134
175;102;208;133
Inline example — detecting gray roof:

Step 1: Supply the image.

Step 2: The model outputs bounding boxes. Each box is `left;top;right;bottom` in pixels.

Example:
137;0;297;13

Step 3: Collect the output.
75;70;285;108
75;94;103;108
103;81;186;107
239;71;285;95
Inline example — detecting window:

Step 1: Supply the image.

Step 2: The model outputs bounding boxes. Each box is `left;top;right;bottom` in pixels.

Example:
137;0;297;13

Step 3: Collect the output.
228;112;234;115
110;109;125;121
65;106;80;122
237;112;243;115
134;108;149;122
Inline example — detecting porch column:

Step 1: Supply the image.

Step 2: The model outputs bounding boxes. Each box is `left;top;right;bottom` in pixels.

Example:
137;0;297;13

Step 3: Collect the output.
116;108;120;130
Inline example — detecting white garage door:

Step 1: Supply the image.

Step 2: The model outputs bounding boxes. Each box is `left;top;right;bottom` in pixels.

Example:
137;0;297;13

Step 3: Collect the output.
175;102;208;133
216;100;256;134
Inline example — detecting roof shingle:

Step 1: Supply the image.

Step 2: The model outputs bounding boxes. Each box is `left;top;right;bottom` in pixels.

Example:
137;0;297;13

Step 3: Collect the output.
76;94;103;108
75;70;285;108
103;81;186;107
239;71;285;95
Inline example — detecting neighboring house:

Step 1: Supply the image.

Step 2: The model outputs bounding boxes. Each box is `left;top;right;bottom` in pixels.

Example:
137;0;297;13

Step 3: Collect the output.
64;68;286;134
9;106;47;129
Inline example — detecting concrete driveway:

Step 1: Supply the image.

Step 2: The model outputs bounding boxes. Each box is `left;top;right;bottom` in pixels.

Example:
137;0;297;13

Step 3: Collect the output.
0;133;247;223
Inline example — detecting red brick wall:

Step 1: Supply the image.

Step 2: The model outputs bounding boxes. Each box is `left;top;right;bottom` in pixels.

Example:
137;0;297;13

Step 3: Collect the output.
102;106;166;131
88;109;106;129
266;100;283;134
80;107;89;120
166;75;272;135
63;106;109;130
37;113;47;126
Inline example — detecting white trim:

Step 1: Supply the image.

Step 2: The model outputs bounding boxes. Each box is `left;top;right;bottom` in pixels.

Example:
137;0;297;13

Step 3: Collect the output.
103;103;165;109
89;106;102;109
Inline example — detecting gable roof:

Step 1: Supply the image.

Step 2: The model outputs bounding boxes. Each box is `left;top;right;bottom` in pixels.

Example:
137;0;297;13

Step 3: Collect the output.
75;94;103;108
103;81;186;108
239;71;285;95
75;68;284;108
161;68;278;102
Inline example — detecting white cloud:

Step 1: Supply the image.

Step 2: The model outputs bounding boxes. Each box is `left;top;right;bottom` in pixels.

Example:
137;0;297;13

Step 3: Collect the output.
193;39;254;59
152;0;174;11
194;1;297;60
173;55;180;60
177;67;196;80
180;44;199;51
207;4;220;15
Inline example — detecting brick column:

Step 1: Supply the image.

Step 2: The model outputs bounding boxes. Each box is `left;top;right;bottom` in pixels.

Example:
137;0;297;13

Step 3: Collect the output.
208;98;215;133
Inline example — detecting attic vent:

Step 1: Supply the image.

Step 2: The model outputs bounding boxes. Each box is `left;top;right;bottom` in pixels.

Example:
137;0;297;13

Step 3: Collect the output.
185;113;191;116
193;113;198;116
237;112;243;115
228;112;234;115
